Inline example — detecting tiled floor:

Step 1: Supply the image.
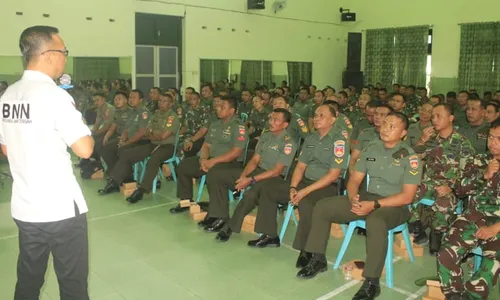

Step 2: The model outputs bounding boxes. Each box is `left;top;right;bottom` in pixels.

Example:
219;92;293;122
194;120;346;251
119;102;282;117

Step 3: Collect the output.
0;163;498;300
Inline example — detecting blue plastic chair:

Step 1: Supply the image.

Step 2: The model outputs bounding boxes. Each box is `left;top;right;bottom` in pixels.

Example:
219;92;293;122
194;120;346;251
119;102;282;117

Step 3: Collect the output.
278;156;351;241
415;197;464;215
196;139;251;202
333;220;415;288
240;113;248;122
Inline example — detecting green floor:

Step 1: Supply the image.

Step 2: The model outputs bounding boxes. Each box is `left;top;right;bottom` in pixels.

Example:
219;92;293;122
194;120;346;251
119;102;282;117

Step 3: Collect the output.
0;166;498;300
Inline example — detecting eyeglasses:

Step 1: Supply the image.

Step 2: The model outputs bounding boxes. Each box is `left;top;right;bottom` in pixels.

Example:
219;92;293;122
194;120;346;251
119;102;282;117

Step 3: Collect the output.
41;49;69;57
488;135;500;142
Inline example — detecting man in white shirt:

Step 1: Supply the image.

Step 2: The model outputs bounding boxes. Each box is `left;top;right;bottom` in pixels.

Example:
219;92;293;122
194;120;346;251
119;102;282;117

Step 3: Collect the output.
0;26;93;300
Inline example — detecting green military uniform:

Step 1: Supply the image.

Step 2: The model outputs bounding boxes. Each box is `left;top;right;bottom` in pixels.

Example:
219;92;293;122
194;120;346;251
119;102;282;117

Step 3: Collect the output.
182;104;211;156
405;121;432;147
293;99;313;120
252;126;350;245
439;153;500;299
238;101;253;116
100;106;151;172
201;96;214;108
355;127;379;151
145;100;158;113
95;106;133;161
208;130;298;221
453;105;467;128
308;103;322;121
172;103;184;125
347;107;364;127
248;107;270;138
176;116;249;202
333;113;354;141
458;122;489;154
203;110;219;130
94;103;116;132
108;109;180;189
303;139;422;280
404;95;420;116
287;113;310;141
350;119;373;146
411;130;475;232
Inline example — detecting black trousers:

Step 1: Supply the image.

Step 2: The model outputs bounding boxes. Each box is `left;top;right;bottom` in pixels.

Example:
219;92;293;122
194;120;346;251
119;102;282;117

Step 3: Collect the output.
99;138;147;172
183;138;204;158
14;211;89;300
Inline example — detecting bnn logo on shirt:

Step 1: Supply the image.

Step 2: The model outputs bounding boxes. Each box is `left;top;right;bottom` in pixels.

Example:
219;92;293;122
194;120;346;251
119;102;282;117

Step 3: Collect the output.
2;103;32;124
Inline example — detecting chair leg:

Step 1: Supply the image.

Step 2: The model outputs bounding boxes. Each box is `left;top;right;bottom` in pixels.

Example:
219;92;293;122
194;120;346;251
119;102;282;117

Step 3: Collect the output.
341;224;347;234
473;254;482;273
140;162;147;183
385;232;394;288
333;223;357;269
228;190;235;202
291;209;298;225
133;163;139;181
196;175;206;203
402;228;416;262
169;162;178;182
279;204;294;241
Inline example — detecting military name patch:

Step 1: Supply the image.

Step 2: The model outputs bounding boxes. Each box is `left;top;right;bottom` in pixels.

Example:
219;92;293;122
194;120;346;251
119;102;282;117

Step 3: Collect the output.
409;154;419;169
341;130;348;140
334;140;345;158
367;157;376;161
284;143;292;155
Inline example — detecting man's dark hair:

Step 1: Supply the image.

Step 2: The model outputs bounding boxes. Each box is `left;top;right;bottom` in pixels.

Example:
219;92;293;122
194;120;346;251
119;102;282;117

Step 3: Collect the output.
220;96;237;110
408;85;416;91
491;118;500;129
315;90;325;97
160;93;174;101
93;92;107;99
201;84;213;92
310;85;317;90
325;86;336;93
274;96;289;104
484;91;492;97
467;96;487;109
377;103;394;112
261;91;271;98
434;102;454;116
300;86;309;94
392;92;406;102
393;83;400;88
130;89;144;99
338;91;348;98
186;86;195;93
366;101;378;109
114;91;128;100
191;91;200;99
19;26;60;62
446;91;457;98
281;80;288;85
459;90;469;96
275;87;284;94
387;111;410;130
487;101;499;113
241;89;253;95
151;87;162;93
273;108;292;123
321;103;338;118
379;88;388;93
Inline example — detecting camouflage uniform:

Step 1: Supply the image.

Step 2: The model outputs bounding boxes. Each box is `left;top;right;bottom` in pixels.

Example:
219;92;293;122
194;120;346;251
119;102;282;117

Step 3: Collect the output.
438;153;500;299
182;105;211;157
404;95;420;116
458;122;489;154
411;130;475;232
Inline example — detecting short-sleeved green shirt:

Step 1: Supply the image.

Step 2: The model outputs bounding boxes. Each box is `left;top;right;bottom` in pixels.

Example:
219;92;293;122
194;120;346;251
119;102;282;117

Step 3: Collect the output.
355;127;380;151
288;113;310;140
126;107;151;137
248;107;270;130
256;130;297;173
95;103;115;130
293;100;313;120
355;140;422;197
298;127;350;181
113;106;133;135
147;109;181;145
458;122;489;154
238;101;253;116
406;122;432;146
206;116;248;158
351;118;372;142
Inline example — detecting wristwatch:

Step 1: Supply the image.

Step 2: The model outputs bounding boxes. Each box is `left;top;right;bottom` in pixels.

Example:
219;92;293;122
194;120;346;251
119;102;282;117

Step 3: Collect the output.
373;200;381;210
250;176;257;185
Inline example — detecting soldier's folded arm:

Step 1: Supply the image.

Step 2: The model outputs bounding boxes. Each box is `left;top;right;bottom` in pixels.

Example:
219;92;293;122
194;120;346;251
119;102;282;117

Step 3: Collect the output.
123;128;146;145
454;156;486;197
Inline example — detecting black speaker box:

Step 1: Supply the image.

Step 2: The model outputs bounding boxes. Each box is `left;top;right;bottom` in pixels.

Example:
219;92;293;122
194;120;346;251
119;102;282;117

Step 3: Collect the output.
347;32;362;72
343;71;364;91
248;0;265;9
341;13;356;22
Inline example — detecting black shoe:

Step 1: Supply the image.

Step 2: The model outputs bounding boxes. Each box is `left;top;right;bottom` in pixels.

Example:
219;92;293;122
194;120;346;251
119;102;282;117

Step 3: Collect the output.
445;293;468;300
126;188;144;204
198;215;217;227
216;226;232;242
169;204;190;214
429;230;443;255
408;220;421;236
156;180;161;190
413;230;429;246
232;190;241;199
352;280;381;300
357;228;367;236
204;218;226;232
296;255;327;279
296;251;312;269
247;234;280;248
98;180;119;195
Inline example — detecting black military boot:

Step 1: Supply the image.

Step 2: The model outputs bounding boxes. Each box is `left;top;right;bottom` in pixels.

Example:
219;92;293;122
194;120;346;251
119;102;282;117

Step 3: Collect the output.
215;226;232;242
126;188;145;204
98;179;119;195
296;254;327;279
429;230;443;255
352;278;381;300
413;221;429;246
296;251;312;269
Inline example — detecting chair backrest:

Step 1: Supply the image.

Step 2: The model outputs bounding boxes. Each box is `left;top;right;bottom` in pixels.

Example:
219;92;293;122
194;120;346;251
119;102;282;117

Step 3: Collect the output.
242;138;251;165
240;112;248;122
172;126;182;157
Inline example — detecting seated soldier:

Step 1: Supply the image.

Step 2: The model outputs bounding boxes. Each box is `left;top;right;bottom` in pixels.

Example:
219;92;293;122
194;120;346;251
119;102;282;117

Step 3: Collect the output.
459;97;489;154
238;90;253;116
247;96;271;150
485;101;499;124
181;91;210;157
410;103;474;252
347;92;372;127
233;105;348;251
169;96;248;214
389;93;407;115
438;119;500;300
298;112;421;300
98;89;150;175
350;101;377;149
271;96;309;140
307;90;325;130
78;92;115;167
406;102;433;146
98;94;180;196
197;108;296;233
292;87;313;121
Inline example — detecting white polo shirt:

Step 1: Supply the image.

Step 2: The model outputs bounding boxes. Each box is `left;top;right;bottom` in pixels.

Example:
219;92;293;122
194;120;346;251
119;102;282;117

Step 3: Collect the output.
0;70;90;223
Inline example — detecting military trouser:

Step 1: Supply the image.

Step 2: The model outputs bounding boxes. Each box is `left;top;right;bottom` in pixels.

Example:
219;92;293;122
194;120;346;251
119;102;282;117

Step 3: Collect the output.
438;212;500;299
80;134;105;165
99;138;147;172
183;138;204;158
304;193;410;279
253;178;336;240
411;182;458;233
176;157;238;201
228;176;284;233
206;166;262;219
